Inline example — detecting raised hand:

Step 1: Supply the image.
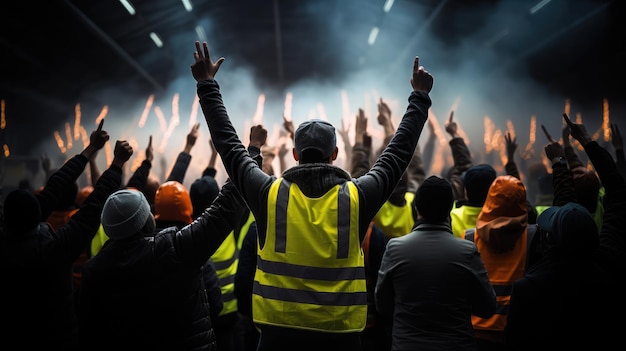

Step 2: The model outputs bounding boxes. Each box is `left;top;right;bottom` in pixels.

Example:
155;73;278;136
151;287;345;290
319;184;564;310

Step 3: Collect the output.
184;123;200;153
410;56;434;93
505;132;517;161
283;115;295;140
187;123;200;147
249;124;268;149
112;140;133;168
89;119;109;151
541;124;556;143
444;111;458;138
145;135;154;163
563;113;592;147
191;41;225;81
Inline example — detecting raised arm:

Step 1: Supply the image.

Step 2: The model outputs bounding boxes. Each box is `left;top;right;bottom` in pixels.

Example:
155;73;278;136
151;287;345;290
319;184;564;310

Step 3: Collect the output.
504;132;521;179
37;120;109;220
350;108;371;178
166;122;200;183
566;114;626;263
192;40;273;216
354;56;433;224
445;111;473;200
609;123;626;178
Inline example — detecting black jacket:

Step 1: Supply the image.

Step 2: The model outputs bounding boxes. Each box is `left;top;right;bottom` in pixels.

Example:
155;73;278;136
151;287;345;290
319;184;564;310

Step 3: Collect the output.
505;141;626;348
0;154;123;350
78;180;245;351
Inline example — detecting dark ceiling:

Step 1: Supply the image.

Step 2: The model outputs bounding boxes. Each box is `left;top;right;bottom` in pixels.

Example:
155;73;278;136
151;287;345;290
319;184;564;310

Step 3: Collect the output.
1;0;624;158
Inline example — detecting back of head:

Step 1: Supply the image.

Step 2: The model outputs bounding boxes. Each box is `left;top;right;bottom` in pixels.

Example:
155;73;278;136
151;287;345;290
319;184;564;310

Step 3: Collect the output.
101;189;154;240
462;164;497;207
537;202;599;255
414;175;454;223
154;181;193;224
294;119;336;163
3;189;41;233
571;166;600;214
189;176;220;218
144;174;161;205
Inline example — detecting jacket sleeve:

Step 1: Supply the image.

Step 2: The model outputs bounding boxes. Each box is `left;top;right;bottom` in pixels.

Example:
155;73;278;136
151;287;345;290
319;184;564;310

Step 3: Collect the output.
53;164;123;261
203;259;224;322
584;141;626;269
125;159;152;190
350;142;371;178
174;177;248;268
36;154;89;220
550;161;577;207
447;137;473;201
166;152;192;183
374;239;396;320
197;79;273;222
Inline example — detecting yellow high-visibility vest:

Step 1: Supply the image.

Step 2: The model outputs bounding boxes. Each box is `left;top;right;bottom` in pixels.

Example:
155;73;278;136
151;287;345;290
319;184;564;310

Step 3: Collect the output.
253;178;367;332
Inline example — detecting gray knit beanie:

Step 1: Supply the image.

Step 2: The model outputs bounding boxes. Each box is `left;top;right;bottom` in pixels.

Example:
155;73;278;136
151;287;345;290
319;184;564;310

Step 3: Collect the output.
101;189;153;240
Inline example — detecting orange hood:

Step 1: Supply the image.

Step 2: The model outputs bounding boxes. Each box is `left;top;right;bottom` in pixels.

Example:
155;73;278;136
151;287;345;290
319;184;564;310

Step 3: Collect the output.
476;175;528;252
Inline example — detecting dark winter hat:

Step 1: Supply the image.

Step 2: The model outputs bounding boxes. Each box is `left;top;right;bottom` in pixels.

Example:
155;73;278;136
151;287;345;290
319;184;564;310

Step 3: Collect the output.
462;164;497;206
101;189;153;240
537;202;599;253
3;189;41;233
294;119;336;159
189;176;220;218
571;166;600;213
415;175;454;222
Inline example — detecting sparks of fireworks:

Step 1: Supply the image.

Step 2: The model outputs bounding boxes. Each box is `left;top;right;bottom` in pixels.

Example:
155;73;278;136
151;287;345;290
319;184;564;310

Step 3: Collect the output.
154;106;167;132
1;99;5;129
189;94;199;128
603;99;610;142
253;94;265;125
65;122;73;150
104;140;113;166
171;93;180;126
95;105;108;126
3;144;9;157
54;131;67;154
284;92;293;122
74;103;81;140
158;112;181;153
483;116;496;153
138;95;155;128
79;126;89;149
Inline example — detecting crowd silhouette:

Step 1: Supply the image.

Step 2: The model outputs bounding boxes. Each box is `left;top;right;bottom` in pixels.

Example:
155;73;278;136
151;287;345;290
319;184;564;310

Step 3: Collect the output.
0;39;625;351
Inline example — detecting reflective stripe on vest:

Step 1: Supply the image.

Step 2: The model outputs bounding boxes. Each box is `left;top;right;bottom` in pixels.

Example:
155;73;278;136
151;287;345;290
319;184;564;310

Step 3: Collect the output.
465;227;529;333
211;231;239;316
236;211;256;250
253;178;367;332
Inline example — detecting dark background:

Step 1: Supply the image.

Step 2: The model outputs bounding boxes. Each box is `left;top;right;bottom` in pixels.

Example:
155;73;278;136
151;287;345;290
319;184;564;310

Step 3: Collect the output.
1;0;624;186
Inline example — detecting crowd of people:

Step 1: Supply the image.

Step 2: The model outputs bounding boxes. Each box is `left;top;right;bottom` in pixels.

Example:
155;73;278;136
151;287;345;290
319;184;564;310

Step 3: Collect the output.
1;39;625;351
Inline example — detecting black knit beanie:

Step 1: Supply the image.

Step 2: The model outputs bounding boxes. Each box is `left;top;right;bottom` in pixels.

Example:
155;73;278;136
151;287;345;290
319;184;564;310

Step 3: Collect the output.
415;175;454;222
